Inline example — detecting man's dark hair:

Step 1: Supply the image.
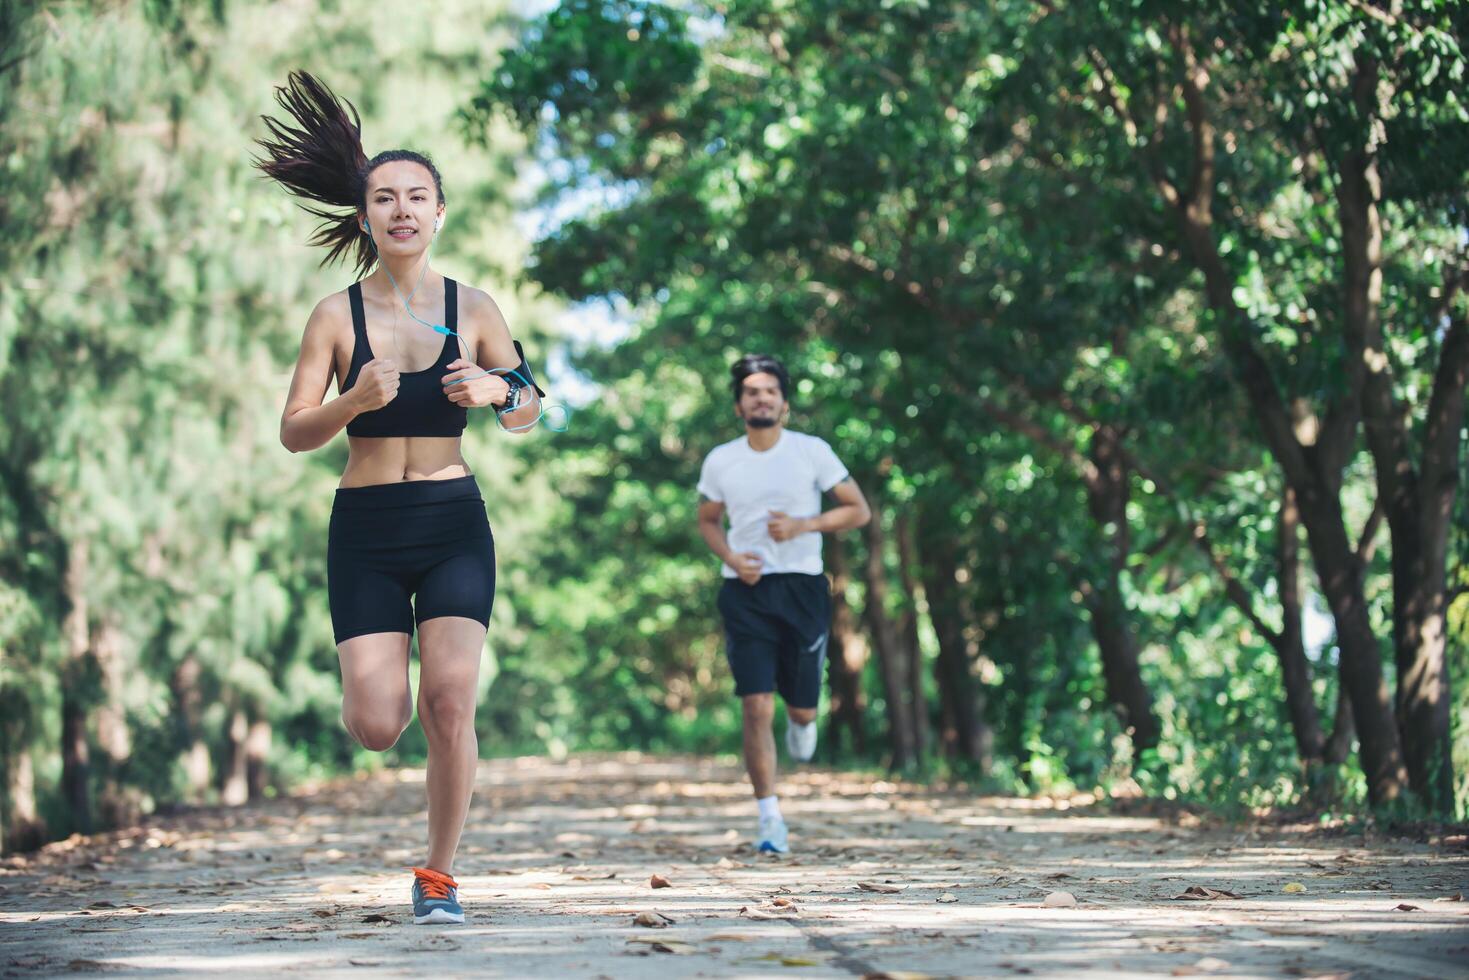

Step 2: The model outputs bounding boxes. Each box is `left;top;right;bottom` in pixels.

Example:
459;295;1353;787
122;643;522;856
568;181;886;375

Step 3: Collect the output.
730;353;791;402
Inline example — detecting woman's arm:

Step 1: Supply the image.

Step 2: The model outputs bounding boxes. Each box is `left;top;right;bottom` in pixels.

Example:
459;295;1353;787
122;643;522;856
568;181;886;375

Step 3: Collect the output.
444;286;540;434
280;294;389;452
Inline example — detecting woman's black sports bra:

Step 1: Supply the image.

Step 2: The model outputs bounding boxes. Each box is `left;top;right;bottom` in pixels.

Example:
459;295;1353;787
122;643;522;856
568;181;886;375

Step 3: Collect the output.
341;279;467;438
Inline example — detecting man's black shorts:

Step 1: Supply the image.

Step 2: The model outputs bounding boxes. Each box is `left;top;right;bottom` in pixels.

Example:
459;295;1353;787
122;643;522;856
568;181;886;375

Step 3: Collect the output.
717;573;831;708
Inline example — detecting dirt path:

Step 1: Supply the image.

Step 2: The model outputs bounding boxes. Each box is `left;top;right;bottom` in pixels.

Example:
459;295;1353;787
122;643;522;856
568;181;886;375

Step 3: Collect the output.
3;754;1466;978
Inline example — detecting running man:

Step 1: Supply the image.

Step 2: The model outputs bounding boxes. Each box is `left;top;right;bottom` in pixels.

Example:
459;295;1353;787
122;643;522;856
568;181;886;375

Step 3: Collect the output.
696;354;871;854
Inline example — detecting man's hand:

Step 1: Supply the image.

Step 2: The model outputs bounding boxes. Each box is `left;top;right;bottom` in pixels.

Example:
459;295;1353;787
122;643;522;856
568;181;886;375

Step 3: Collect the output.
730;552;764;585
766;510;811;542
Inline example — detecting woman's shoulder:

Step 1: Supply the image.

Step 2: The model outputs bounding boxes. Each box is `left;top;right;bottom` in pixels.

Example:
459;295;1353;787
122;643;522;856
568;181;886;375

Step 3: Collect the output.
305;287;354;326
298;288;354;345
452;279;499;309
453;280;510;331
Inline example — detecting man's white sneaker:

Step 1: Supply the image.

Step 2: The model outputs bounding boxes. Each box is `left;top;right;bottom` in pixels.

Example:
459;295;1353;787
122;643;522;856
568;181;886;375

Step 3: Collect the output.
785;719;817;762
756;815;790;854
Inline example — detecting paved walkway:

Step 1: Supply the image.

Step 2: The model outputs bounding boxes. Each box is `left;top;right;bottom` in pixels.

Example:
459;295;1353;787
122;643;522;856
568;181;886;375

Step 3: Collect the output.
3;754;1466;977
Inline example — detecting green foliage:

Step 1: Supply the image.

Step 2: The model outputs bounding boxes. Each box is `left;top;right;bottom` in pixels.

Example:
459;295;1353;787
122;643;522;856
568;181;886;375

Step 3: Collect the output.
2;0;1465;852
0;0;535;846
467;0;1468;816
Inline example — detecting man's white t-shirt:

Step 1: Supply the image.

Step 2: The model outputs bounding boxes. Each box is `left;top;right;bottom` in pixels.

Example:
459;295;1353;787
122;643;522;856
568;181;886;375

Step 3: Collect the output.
697;429;850;578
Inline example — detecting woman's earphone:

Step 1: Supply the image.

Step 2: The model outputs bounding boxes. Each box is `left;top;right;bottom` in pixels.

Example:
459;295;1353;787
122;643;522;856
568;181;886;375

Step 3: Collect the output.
358;214;569;432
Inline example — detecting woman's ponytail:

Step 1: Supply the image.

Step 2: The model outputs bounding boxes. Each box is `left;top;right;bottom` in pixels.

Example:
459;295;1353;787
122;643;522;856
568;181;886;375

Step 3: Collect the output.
255;71;374;275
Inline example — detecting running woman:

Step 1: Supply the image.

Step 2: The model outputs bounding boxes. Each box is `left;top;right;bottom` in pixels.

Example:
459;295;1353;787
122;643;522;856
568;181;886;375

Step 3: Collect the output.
257;72;545;924
696;354;871;853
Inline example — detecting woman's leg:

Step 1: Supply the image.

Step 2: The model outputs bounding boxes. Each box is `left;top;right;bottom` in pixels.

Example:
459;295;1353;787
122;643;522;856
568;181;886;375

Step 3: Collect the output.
338;632;413;750
415;616;486;874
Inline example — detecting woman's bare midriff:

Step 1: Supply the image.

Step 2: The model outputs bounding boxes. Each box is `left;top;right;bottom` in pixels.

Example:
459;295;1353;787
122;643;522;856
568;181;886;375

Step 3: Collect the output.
338;435;471;488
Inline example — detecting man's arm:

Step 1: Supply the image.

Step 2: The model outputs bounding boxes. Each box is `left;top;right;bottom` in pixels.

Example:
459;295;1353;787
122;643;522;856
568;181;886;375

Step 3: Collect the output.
767;478;872;541
698;497;764;584
697;497;736;564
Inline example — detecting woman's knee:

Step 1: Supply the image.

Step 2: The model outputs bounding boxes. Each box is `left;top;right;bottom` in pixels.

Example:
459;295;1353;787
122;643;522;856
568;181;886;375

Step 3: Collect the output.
342;703;410;752
417;687;475;742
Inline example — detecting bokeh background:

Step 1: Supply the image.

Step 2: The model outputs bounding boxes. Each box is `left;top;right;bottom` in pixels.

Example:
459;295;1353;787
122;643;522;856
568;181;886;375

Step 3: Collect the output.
2;0;1466;852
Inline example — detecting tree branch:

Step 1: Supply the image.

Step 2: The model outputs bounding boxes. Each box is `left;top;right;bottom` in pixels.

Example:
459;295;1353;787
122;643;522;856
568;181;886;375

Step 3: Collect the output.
1191;520;1284;646
1418;269;1469;508
1169;22;1214;219
1355;493;1386;565
971;398;1102;488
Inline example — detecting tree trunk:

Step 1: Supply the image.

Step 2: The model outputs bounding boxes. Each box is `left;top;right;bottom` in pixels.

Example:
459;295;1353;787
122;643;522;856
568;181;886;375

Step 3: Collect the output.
2;748;46;853
862;511;917;769
1169;178;1408;804
1081;426;1161;753
894;514;930;761
824;539;868;759
220;708;249;807
60;538;93;835
1378;303;1466;810
1133;30;1408;804
1325;682;1356;766
1275;486;1327;764
920;518;992;770
92;622;139;829
1334;48;1465;809
246;719;272;801
171;654;211;800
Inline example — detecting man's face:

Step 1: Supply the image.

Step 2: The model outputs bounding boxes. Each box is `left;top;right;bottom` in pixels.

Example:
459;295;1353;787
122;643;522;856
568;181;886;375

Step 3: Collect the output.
736;372;786;429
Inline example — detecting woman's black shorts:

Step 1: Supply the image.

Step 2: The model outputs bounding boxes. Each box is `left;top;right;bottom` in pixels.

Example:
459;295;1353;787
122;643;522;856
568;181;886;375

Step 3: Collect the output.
327;475;495;644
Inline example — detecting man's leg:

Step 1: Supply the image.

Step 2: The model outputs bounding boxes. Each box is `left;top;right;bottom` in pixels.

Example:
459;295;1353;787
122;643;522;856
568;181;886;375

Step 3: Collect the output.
776;575;830;763
741;692;778;799
720;580;789;851
742;691;791;852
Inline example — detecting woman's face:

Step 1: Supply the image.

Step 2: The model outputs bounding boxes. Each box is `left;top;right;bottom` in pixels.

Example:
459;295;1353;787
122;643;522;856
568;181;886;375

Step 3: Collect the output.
360;160;443;258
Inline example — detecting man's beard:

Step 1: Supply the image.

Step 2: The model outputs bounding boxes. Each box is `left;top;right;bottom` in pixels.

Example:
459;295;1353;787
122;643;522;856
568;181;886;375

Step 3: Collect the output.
745;414;778;429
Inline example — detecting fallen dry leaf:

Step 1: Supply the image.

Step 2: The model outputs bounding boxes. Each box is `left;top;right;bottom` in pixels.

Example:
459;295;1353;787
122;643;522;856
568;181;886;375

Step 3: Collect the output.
627;937;694;954
650;874;672;889
754;951;836;966
360;913;394;924
856;881;903;894
1173;886;1242;901
633;910;675;928
1282;882;1307;894
1393;903;1422;912
738;905;799;920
